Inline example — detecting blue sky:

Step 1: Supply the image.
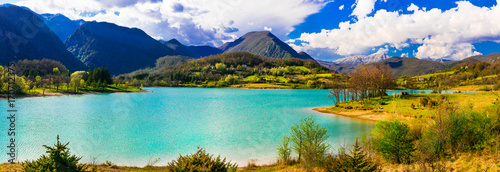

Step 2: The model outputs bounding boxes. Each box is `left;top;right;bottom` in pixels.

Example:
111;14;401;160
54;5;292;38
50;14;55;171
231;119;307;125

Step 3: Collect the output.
5;0;500;61
288;0;500;61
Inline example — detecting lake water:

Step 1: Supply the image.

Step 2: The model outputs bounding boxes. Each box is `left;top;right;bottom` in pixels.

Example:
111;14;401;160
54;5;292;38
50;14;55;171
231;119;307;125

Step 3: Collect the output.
0;88;382;166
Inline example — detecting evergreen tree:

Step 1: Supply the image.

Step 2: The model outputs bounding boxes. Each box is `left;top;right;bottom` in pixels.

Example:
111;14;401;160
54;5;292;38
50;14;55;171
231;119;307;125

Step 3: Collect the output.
323;138;379;172
23;135;87;172
347;138;378;171
167;146;237;172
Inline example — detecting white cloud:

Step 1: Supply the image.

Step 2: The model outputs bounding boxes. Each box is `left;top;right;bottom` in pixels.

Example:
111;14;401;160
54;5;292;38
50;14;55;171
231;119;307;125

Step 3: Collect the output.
339;5;344;10
16;0;330;46
375;45;389;54
401;52;409;57
407;3;418;12
293;1;500;61
416;43;482;61
351;0;377;19
264;26;272;31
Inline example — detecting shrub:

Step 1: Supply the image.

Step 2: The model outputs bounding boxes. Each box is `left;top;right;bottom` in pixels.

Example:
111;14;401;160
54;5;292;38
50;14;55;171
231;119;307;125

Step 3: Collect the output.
245;159;258;169
420;97;429;107
322;152;349;172
372;120;415;164
277;135;292;164
166;146;237;172
322;138;378;172
450;110;495;152
23;135;87;172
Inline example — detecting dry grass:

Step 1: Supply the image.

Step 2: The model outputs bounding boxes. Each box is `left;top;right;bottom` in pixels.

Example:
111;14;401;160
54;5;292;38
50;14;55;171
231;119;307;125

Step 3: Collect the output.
380;152;500;172
449;84;494;91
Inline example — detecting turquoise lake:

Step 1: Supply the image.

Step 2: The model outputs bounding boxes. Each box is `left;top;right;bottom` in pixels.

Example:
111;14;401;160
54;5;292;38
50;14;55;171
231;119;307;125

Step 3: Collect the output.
0;88;382;166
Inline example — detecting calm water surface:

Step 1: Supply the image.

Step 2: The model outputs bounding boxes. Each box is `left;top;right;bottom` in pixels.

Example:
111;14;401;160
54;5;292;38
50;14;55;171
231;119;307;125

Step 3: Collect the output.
1;88;381;166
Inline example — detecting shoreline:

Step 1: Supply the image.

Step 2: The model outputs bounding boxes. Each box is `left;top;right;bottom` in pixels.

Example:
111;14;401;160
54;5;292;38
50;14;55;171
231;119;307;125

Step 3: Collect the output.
0;90;147;100
312;106;402;122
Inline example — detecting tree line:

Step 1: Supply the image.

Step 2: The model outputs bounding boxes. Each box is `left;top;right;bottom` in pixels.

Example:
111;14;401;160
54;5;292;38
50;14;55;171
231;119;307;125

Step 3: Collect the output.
328;63;396;104
0;59;116;96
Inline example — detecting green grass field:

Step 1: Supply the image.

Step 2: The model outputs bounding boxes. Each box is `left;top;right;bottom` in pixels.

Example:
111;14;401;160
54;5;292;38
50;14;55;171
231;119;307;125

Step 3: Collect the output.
333;91;500;120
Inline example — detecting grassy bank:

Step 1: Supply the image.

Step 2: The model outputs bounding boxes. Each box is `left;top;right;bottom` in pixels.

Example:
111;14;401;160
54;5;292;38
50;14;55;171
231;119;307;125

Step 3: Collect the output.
314;91;499;122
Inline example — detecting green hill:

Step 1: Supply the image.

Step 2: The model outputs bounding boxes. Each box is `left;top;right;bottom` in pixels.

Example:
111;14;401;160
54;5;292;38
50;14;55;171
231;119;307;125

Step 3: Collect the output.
118;52;330;88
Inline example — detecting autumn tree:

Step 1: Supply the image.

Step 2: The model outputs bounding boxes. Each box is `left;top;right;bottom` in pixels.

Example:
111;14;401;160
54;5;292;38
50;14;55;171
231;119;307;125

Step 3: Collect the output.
372;64;395;99
349;64;395;100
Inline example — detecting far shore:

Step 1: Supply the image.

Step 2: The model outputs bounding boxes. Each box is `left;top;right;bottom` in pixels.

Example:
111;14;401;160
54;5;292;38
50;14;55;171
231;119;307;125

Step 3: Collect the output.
0;89;147;100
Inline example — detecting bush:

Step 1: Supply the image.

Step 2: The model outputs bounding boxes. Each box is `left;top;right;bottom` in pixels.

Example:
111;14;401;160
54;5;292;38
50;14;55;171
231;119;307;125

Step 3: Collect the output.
372;120;414;164
322;138;378;172
23;135;87;172
276;135;292;164
420;97;429;107
166;146;237;172
289;117;330;168
450;110;495;152
420;97;438;108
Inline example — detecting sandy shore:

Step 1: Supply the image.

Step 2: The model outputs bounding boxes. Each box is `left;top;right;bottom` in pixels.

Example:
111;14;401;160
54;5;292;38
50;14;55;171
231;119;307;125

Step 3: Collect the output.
312;106;404;122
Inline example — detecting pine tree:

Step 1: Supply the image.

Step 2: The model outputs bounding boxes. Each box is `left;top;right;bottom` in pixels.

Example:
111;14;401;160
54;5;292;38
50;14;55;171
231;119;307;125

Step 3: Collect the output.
323;138;378;172
23;135;87;172
347;138;378;172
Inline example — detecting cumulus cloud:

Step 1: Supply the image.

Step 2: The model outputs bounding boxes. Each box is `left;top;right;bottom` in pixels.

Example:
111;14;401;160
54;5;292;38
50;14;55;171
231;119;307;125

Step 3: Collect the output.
16;0;330;46
339;5;344;10
351;0;377;19
264;26;272;31
293;1;499;61
407;3;418;12
416;43;482;61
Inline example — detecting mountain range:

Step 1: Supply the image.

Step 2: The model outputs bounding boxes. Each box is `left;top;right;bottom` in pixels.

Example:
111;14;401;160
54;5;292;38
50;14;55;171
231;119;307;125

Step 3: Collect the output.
219;31;314;60
0;5;87;71
461;53;500;63
374;57;447;77
39;13;84;41
65;21;179;75
319;53;500;76
0;4;320;75
333;53;389;66
162;39;223;58
321;56;448;76
188;46;223;59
